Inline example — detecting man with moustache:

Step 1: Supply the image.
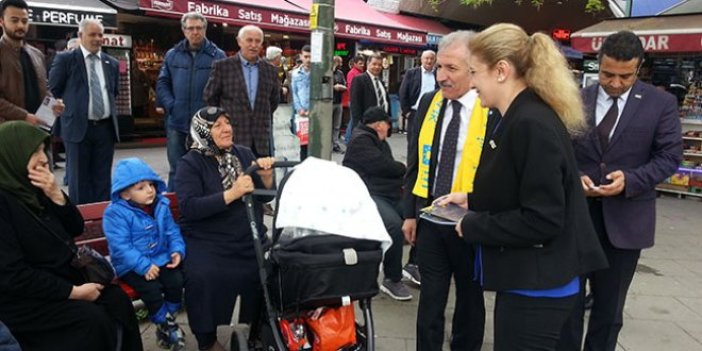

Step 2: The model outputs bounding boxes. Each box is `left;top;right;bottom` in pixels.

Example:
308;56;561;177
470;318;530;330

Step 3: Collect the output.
157;11;225;191
403;31;492;351
49;18;120;204
204;25;280;157
0;0;64;125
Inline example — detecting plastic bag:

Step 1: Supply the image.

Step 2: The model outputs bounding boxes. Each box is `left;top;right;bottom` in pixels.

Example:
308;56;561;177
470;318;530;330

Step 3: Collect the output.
305;305;356;351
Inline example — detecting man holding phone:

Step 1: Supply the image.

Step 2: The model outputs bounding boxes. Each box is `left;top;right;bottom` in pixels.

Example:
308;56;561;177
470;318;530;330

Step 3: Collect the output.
558;31;683;351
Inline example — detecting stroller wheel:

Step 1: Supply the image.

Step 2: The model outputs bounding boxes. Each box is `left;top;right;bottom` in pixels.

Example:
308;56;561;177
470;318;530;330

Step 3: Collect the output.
230;327;249;351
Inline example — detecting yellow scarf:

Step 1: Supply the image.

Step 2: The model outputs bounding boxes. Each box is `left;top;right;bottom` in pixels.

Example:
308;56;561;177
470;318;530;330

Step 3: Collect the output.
412;90;489;198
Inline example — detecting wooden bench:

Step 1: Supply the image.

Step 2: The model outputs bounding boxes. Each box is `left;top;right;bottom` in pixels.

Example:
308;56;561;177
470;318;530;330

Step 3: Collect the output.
74;193;180;300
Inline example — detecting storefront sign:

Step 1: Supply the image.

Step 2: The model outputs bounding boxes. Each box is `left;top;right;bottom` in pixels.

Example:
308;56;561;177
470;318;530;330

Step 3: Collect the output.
28;7;117;28
427;34;442;46
335;21;425;45
102;34;133;48
382;45;417;55
140;0;426;45
572;33;702;53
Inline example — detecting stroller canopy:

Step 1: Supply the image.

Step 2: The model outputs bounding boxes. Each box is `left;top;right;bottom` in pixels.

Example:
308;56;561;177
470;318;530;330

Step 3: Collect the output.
275;157;392;252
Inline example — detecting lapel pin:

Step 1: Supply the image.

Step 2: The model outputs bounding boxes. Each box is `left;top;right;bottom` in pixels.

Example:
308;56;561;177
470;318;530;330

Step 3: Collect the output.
634;94;642;99
489;140;497;149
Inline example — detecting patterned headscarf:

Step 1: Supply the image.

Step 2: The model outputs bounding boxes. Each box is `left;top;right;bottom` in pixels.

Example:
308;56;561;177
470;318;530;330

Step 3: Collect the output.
189;106;244;190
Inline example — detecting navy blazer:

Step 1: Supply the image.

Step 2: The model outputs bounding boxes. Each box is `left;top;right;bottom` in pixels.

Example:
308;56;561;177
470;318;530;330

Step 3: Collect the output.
398;66;438;115
573;80;682;249
49;49;120;143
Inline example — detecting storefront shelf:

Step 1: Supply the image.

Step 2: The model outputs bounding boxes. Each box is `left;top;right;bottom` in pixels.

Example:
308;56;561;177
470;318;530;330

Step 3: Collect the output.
656;187;702;198
684;152;702;157
681;119;702;125
683;136;702;141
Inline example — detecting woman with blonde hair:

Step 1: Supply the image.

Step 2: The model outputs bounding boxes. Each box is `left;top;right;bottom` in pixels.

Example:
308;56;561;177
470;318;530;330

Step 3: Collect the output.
438;23;607;350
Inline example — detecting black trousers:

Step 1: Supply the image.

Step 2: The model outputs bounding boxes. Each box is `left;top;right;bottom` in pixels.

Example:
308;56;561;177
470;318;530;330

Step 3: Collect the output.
121;266;184;316
495;292;577;351
65;121;115;204
8;284;142;351
416;220;485;351
557;201;641;351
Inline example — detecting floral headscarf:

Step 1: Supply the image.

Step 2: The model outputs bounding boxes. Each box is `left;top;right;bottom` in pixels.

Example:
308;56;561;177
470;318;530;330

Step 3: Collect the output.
189;106;244;190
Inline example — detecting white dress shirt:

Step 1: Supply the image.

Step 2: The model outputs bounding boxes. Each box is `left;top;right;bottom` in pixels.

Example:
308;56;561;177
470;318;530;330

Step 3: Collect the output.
595;85;631;140
434;89;478;183
412;67;436;110
80;45;110;120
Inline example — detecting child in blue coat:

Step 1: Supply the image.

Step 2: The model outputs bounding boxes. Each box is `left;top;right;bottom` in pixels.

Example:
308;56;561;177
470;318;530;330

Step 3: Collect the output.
103;157;186;350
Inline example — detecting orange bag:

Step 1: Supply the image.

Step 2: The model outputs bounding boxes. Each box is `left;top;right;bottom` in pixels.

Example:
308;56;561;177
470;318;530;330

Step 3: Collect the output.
305;305;357;351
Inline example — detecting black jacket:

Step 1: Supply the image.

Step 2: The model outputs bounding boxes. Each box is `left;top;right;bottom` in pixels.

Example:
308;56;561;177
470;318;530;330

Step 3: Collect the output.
398;66;438;115
460;89;607;291
0;190;84;323
350;72;389;121
343;125;405;200
402;90;501;218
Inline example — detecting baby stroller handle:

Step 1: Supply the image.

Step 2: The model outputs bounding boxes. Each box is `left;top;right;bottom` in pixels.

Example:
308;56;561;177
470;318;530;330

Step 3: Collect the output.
244;160;299;176
245;160;298;198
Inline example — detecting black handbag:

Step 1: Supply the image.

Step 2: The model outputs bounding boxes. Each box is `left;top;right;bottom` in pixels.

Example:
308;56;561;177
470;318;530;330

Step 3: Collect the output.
70;245;116;286
18;199;116;285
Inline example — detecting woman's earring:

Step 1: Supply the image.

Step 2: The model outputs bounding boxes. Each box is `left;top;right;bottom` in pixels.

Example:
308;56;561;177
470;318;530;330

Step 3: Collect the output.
497;76;504;82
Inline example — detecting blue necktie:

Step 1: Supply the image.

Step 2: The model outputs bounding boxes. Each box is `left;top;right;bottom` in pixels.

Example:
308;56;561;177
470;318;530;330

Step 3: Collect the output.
434;100;462;197
88;54;105;119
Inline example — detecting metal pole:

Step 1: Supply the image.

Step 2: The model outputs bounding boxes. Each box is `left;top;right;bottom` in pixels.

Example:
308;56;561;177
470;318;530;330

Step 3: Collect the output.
308;0;334;159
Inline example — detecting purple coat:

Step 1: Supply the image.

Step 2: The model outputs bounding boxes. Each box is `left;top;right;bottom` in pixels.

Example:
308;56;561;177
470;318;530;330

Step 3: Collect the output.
573;80;683;249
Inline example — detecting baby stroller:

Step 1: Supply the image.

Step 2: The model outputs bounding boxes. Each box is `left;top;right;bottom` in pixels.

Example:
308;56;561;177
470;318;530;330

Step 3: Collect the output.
232;158;392;351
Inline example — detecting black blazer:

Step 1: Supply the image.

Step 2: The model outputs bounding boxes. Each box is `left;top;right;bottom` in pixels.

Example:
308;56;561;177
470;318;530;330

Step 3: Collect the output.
460;89;607;291
398;66;438;115
350;72;389;121
403;89;500;219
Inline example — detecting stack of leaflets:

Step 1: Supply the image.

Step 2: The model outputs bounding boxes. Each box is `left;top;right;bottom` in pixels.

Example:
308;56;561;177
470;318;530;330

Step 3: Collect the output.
419;203;470;226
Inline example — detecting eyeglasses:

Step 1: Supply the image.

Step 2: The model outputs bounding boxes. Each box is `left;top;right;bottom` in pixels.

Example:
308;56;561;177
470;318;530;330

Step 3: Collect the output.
184;26;206;32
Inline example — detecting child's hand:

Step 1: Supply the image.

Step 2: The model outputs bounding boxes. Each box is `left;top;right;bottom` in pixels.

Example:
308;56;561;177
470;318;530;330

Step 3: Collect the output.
166;253;181;268
144;264;160;281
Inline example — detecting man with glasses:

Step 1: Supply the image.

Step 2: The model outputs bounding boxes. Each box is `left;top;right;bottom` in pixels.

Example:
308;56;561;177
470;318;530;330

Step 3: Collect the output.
557;30;682;351
157;11;225;191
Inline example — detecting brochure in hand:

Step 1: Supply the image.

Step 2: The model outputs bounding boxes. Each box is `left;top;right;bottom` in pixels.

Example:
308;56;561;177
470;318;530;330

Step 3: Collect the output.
34;96;57;131
420;203;470;226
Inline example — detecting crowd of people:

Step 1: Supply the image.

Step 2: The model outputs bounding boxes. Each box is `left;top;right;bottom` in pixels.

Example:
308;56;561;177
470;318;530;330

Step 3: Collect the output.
0;0;684;349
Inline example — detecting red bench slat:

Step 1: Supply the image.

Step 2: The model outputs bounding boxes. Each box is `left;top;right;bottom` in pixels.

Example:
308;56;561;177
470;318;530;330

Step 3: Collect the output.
75;193;180;299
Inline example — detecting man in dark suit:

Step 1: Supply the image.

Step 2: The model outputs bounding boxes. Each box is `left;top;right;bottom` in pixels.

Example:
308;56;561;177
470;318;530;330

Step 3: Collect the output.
403;31;489;351
49;18;120;204
204;25;280;157
557;31;683;351
398;50;437;139
349;53;389;139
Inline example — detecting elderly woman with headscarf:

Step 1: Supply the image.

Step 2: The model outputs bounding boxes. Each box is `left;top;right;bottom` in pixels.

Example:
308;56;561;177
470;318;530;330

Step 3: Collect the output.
0;121;143;351
175;106;275;351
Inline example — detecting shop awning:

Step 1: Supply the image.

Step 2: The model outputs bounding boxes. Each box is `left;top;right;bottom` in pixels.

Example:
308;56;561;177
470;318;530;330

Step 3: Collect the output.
380;12;451;46
571;14;702;54
290;0;428;46
28;0;118;28
137;0;311;33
